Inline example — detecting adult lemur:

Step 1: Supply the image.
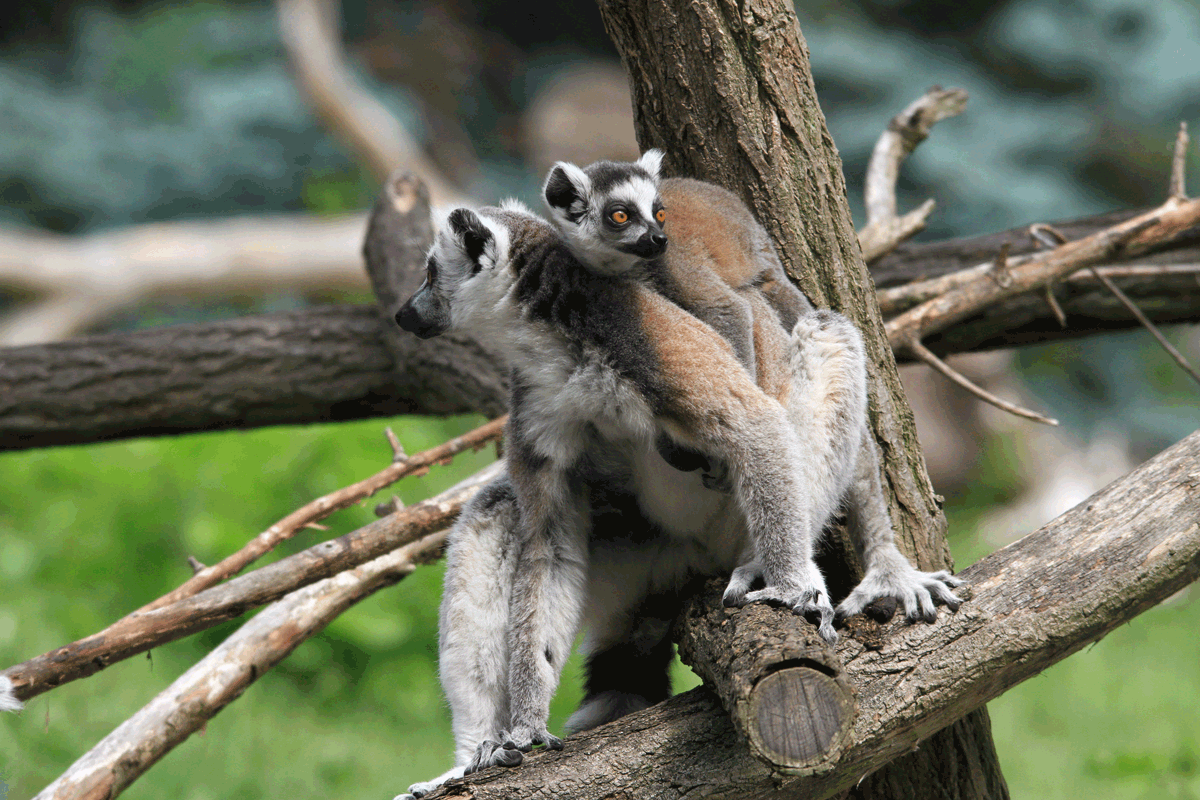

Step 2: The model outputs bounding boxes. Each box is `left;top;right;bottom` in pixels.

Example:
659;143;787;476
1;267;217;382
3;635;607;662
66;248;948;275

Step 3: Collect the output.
393;166;961;797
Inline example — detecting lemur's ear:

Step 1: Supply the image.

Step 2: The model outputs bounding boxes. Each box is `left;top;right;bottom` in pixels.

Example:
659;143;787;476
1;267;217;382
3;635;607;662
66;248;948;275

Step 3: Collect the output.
637;149;664;179
447;208;492;265
543;162;592;222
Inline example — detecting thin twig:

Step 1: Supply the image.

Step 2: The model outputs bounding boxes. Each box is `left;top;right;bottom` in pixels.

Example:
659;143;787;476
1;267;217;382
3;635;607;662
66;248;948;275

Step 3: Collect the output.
1;462;503;703
385;426;407;462
1170;121;1189;200
1089;266;1200;387
136;415;506;614
31;527;449;800
1043;284;1068;327
186;556;206;575
907;338;1059;425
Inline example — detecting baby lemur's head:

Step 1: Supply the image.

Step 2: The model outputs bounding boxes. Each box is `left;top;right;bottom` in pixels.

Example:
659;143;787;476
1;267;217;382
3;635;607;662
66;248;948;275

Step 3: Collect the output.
542;150;667;275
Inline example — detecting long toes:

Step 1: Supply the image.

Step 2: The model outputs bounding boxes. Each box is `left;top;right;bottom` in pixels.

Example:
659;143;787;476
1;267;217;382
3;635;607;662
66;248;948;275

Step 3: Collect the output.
904;589;937;624
722;583;750;608
930;570;964;588
928;580;962;610
543;734;565;751
495;748;523;767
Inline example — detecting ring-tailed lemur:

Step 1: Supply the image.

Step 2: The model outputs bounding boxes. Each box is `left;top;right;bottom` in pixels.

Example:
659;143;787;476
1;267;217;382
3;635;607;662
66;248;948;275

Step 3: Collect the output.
542;151;964;626
394;201;842;796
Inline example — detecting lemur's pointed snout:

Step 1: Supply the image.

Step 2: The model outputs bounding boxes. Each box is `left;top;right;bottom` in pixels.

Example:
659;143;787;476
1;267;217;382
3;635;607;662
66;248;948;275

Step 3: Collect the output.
628;230;668;259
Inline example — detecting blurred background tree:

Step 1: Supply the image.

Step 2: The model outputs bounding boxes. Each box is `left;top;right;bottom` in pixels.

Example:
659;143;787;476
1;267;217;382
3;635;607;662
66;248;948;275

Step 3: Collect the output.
0;0;1197;798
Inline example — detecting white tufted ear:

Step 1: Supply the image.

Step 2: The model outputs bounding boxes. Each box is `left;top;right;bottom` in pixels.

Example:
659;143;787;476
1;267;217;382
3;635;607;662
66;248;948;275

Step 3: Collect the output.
637;149;664;179
543;161;593;220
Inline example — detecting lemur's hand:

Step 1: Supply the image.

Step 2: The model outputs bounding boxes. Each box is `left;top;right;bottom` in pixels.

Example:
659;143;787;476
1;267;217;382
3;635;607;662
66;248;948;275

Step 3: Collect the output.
836;552;963;624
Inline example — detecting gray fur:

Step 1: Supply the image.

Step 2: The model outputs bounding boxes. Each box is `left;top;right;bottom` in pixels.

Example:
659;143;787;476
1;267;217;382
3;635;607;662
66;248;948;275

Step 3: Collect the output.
0;676;22;713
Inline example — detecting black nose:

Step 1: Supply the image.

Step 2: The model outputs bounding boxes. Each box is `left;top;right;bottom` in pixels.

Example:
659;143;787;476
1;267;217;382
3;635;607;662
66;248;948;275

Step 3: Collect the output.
395;301;436;338
651;233;667;247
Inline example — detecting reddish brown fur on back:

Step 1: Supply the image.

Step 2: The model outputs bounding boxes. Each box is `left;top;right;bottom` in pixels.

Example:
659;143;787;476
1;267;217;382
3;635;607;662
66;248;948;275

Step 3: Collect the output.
634;288;777;434
660;179;762;290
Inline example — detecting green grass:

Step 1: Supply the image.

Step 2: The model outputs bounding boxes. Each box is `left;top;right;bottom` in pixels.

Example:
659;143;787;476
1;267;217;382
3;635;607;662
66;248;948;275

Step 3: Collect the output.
1;420;1197;799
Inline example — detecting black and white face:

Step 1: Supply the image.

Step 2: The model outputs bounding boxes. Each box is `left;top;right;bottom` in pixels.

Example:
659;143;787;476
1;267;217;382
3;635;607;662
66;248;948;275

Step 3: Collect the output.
395;205;519;338
542;150;668;275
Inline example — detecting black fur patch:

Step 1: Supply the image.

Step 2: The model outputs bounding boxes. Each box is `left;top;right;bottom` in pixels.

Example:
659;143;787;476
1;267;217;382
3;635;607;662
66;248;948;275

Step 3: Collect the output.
508;236;670;413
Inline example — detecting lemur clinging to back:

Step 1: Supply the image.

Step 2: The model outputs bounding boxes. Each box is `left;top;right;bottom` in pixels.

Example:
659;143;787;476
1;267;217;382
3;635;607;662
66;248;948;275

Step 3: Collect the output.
542;150;963;625
394;200;850;796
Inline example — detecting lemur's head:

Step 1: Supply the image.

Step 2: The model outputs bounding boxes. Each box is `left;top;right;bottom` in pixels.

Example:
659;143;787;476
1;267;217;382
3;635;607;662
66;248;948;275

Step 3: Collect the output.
395;200;538;339
542;150;666;275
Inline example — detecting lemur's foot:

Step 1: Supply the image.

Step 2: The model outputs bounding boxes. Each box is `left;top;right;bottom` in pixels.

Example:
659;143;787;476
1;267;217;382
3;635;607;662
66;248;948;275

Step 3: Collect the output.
465;740;523;775
399;764;468;799
721;561;763;607
501;725;564;753
836;563;964;624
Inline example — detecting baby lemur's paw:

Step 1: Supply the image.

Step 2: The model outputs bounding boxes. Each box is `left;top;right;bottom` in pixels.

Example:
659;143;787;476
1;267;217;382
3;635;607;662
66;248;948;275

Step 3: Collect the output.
502;725;564;753
835;562;963;625
465;740;523;774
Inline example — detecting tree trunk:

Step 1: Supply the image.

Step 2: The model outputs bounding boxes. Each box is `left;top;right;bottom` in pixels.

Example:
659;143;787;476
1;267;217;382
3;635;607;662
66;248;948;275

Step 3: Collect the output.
595;0;1004;794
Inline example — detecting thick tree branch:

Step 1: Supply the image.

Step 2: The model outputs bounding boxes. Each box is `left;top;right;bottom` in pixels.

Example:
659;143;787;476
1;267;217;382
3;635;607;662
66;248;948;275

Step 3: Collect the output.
422;428;1200;800
1;462;502;703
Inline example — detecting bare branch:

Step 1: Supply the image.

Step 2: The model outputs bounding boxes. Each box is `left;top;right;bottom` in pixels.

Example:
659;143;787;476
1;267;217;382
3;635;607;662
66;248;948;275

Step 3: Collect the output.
1;462;502;703
857;87;968;263
1087;266;1200;387
1043;284;1068;327
137;415;504;613
274;0;462;202
885;196;1200;351
0;214;370;346
906;338;1058;425
32;528;448;800
1170;121;1189;200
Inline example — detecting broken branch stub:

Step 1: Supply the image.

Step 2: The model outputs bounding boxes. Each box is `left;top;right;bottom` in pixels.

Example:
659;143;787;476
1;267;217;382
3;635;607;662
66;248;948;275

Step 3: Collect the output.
676;581;856;773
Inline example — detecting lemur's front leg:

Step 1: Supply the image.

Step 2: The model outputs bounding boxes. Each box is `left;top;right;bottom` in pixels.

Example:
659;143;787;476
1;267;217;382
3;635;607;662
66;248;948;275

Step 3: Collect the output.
769;308;963;623
836;438;963;623
501;456;590;754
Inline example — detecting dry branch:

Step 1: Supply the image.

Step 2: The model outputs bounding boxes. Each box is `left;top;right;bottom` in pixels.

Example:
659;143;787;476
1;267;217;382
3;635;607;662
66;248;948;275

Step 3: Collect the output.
858;87;968;263
887;197;1200;372
274;0;461;201
138;415;506;613
32;528;450;800
1;461;502;704
423;428;1200;800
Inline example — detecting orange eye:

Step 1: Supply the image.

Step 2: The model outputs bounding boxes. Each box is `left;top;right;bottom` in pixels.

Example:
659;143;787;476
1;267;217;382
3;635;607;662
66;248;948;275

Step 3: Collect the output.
655;209;666;224
610;209;628;224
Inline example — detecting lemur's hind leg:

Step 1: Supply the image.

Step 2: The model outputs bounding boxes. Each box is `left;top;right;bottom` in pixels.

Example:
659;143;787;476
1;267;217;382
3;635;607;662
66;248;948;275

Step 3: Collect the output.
769;310;962;623
501;467;590;754
836;437;963;623
398;477;523;800
721;310;864;625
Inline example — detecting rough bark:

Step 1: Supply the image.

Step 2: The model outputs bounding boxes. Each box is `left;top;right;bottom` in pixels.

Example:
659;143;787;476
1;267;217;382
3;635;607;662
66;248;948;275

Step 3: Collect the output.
426;428;1200;800
594;0;1000;793
0;305;507;451
1;462;502;703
